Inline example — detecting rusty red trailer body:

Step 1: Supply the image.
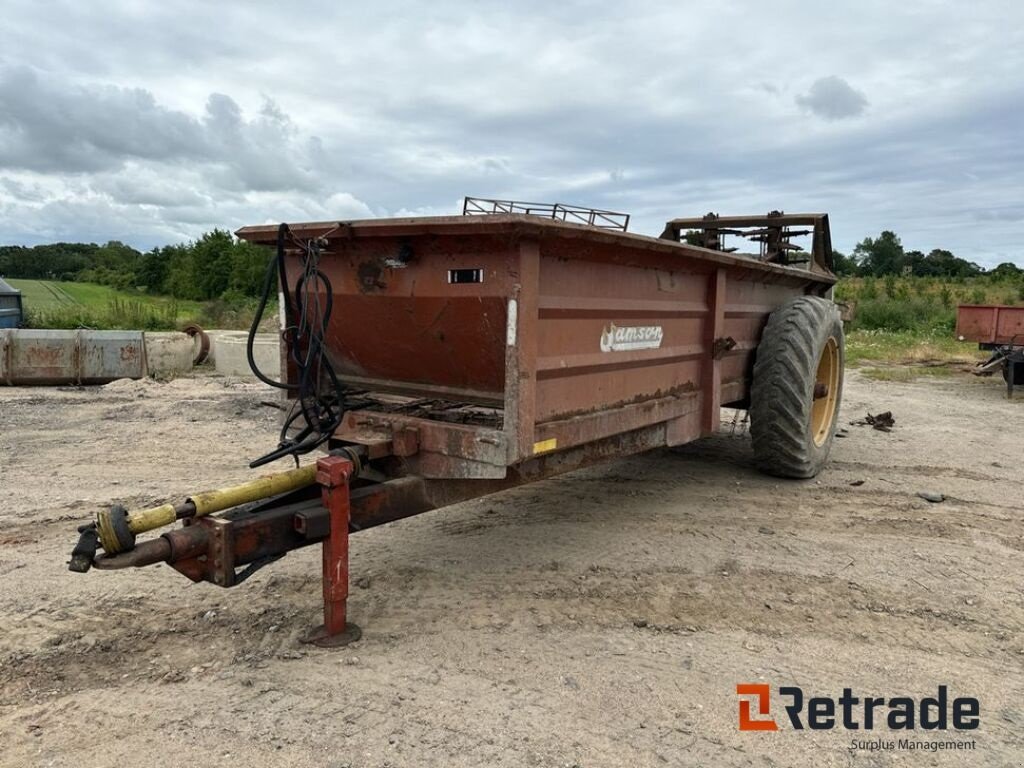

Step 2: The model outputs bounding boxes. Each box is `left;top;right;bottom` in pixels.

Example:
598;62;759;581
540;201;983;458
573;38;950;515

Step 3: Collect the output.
957;304;1024;397
86;211;839;644
236;214;836;480
956;304;1024;346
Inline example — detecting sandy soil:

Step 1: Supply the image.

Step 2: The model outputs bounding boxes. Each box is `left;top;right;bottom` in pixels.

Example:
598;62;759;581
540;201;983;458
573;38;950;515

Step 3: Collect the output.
1;369;1022;767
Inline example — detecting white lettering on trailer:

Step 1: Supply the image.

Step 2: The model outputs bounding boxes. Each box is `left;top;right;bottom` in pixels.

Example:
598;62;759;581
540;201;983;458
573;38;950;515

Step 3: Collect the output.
599;323;664;352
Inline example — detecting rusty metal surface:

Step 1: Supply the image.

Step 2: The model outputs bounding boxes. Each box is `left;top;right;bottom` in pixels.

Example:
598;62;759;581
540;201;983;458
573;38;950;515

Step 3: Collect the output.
236;213;834;471
957;304;1024;345
528;239;806;434
358;396;503;428
292;237;513;401
335;407;508;479
0;329;145;385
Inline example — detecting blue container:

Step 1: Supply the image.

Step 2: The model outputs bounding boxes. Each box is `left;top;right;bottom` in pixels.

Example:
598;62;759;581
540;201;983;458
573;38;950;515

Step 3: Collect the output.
0;277;22;328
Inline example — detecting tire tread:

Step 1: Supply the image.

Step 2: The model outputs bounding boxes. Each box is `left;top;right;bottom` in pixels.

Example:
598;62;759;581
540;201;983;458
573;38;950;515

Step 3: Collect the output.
750;295;842;478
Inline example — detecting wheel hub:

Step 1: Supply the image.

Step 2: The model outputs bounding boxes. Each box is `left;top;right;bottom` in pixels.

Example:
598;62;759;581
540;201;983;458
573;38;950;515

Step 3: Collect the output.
811;337;840;446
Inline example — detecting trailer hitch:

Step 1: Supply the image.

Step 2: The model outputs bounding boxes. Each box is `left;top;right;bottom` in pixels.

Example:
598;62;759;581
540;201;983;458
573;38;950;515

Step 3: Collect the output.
67;467;319;573
67;449;441;646
82;457;359;645
69;447;369;574
972;338;1024;398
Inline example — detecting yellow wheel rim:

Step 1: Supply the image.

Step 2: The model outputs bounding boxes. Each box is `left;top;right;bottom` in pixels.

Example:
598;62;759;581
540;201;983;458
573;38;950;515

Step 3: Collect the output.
811;336;840;447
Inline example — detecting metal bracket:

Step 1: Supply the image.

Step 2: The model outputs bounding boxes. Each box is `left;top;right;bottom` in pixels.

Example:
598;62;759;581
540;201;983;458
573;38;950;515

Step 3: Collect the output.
204;516;236;587
712;336;737;360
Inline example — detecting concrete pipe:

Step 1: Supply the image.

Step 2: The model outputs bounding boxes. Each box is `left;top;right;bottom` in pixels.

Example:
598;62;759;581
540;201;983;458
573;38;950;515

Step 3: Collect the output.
213;331;279;378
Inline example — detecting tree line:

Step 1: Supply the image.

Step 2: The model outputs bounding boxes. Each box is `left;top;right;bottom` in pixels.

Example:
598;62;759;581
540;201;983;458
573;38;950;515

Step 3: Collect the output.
832;230;1021;279
0;230;268;302
1;228;1021;302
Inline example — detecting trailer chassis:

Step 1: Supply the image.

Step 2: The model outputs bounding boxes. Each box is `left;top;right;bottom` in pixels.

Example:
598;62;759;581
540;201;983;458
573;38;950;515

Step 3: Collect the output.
91;413;694;645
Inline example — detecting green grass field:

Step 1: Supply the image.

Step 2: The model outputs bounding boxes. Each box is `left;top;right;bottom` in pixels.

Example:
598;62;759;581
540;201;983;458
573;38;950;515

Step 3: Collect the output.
8;279;202;314
7;279;269;331
845;329;986;366
8;279;204;330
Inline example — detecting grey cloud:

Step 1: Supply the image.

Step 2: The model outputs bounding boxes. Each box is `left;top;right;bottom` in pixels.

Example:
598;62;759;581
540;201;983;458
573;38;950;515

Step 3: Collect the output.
200;94;323;194
0;66;324;194
0;186;375;250
795;76;868;120
973;206;1024;222
90;168;212;208
0;66;204;173
0;177;48;203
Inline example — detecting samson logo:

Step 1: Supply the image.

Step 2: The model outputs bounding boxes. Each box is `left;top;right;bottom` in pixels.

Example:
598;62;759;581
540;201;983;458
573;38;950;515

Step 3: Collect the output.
599;323;664;352
736;684;979;732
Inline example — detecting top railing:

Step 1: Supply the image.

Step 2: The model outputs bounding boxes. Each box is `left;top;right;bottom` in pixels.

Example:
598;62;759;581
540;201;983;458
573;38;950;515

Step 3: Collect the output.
462;197;630;232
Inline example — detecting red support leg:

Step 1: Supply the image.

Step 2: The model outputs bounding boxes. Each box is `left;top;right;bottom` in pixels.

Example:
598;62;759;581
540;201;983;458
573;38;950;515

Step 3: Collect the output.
303;455;362;647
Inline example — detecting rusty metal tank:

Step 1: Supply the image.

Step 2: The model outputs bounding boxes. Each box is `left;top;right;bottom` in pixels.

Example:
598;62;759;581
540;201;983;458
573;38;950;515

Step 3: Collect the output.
0;329;146;385
236;213;836;479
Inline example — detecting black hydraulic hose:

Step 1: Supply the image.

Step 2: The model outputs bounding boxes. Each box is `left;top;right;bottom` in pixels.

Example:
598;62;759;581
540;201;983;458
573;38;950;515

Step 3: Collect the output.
247;223;291;390
247;223;348;469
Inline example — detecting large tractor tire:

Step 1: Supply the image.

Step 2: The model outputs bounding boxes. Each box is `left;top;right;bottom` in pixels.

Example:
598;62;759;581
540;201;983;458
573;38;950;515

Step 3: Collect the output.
750;295;844;478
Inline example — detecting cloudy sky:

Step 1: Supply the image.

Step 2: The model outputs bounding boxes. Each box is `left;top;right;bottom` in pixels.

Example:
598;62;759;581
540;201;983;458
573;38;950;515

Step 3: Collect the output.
1;1;1022;266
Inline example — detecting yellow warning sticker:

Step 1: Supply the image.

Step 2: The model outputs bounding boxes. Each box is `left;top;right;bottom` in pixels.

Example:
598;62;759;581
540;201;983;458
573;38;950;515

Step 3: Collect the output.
532;438;558;455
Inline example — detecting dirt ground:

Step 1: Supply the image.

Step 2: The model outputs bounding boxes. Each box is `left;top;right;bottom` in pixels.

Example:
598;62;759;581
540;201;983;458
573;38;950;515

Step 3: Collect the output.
1;368;1022;767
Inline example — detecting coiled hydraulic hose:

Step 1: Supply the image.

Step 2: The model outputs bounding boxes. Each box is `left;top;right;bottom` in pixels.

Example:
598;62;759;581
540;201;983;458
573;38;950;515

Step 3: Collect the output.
247;223;347;468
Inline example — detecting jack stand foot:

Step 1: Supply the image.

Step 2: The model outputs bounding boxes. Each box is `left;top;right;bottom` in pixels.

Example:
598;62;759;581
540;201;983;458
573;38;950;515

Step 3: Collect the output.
302;622;362;648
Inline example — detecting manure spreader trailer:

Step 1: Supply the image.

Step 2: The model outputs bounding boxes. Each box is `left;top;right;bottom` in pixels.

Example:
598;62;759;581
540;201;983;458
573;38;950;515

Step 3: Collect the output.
69;202;844;645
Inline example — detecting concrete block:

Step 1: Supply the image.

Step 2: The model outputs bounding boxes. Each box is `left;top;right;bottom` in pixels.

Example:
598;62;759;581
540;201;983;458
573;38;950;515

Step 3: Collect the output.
213;331;279;378
143;332;194;378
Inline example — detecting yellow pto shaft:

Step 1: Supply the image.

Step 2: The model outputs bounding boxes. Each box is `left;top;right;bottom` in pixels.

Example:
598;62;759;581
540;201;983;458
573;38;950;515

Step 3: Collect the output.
188;464;318;516
95;464;318;555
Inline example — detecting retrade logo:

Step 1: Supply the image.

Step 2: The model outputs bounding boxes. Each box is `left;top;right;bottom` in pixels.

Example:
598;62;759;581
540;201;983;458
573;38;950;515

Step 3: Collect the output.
737;684;778;731
736;684;979;732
